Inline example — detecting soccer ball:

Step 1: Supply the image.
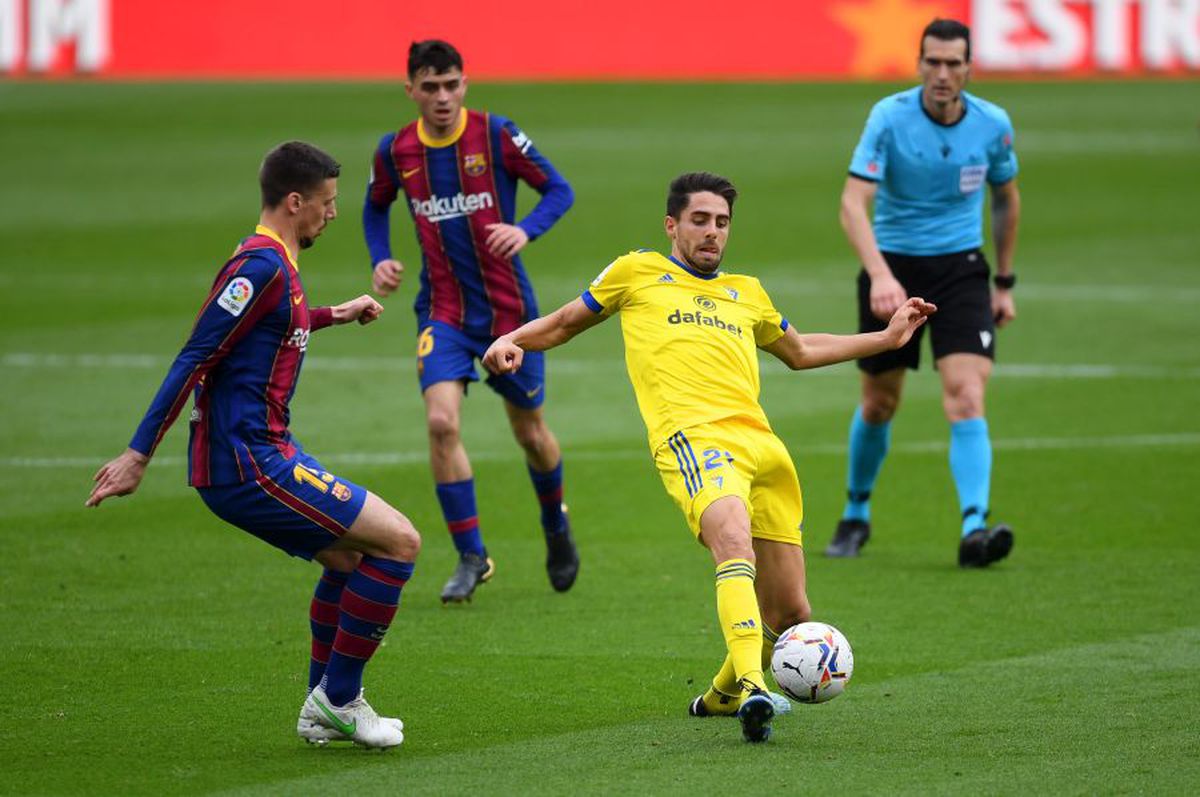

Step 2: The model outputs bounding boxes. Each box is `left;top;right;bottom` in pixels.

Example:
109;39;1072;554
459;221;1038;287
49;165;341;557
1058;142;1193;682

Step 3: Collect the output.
771;621;854;704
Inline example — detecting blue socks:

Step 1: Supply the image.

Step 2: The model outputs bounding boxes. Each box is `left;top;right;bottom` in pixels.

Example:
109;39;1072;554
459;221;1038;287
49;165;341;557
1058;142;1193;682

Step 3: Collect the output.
949;417;992;536
842;407;891;522
322;557;414;706
435;479;486;556
528;460;566;534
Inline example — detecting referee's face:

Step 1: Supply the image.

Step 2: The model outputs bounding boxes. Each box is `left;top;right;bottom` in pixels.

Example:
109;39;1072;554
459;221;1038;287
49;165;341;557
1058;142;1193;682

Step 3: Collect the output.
919;37;970;105
665;191;730;274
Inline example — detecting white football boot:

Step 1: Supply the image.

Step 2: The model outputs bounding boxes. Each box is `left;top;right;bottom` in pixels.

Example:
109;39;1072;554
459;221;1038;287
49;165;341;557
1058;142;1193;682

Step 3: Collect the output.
298;686;404;748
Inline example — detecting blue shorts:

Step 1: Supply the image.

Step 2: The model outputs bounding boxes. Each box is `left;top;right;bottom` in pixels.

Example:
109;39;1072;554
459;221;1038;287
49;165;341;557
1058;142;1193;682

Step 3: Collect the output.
197;448;368;560
416;320;546;409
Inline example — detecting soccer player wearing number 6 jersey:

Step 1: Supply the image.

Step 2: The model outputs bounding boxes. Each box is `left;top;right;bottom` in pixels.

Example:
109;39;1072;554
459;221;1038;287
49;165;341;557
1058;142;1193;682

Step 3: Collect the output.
87;142;421;750
483;173;935;743
363;40;577;604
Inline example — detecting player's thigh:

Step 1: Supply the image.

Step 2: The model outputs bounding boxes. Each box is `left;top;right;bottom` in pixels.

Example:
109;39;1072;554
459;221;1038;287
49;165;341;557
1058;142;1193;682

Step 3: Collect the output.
327;490;421;561
417;322;481;396
653;426;751;545
752;537;810;631
486;348;546;409
196;453;368;561
928;252;995;362
857;269;924;373
746;431;804;548
423;378;467;432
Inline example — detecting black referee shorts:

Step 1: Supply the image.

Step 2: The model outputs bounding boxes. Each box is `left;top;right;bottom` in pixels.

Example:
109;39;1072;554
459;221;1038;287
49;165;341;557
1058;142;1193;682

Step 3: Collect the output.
857;249;995;374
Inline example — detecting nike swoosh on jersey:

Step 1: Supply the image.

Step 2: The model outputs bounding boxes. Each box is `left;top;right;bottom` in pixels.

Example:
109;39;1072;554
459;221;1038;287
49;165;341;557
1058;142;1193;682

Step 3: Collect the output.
292;294;304;305
402;167;421;179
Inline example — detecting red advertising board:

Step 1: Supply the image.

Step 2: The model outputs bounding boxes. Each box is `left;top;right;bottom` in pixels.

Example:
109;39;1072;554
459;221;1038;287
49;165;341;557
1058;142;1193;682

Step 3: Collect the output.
2;0;1197;78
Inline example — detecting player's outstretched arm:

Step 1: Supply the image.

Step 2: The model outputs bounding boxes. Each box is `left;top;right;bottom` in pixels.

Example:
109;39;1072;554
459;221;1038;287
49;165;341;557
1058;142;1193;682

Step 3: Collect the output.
483;297;605;375
330;295;384;326
764;297;936;370
86;448;149;507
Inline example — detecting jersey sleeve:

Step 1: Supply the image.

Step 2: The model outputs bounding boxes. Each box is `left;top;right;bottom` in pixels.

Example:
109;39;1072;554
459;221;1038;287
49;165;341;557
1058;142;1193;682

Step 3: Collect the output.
848;101;891;183
580;254;637;315
363;133;400;266
986;110;1019;185
752;281;789;347
495;116;574;241
128;256;286;458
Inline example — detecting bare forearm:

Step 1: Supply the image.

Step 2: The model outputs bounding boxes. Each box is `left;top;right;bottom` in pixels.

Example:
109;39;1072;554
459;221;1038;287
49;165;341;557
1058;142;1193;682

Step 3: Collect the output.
991;187;1021;275
792;331;891;369
840;200;891;279
510;307;584;352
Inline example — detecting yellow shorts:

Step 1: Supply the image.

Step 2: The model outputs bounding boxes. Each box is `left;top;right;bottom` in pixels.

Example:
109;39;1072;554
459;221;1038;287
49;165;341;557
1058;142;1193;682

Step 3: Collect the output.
653;418;804;547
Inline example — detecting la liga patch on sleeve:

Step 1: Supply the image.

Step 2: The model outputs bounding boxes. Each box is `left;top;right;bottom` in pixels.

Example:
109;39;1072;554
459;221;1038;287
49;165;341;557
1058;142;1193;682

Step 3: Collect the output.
217;276;255;316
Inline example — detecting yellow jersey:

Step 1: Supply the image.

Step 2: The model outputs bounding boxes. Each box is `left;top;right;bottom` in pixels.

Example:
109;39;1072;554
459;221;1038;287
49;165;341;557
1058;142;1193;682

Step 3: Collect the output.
581;250;789;450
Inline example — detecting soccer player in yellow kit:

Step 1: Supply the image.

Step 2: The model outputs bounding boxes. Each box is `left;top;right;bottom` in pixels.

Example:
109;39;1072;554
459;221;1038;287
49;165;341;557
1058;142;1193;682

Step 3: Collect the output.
483;172;934;743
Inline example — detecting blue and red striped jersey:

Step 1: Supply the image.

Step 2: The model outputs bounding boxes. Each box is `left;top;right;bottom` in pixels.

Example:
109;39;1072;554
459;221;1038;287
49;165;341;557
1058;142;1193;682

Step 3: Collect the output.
129;225;334;487
363;108;573;338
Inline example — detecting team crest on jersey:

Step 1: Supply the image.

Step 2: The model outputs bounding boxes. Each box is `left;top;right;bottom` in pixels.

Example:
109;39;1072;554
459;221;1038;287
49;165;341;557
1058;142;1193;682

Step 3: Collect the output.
464;153;487;176
217;277;254;317
694;295;717;312
724;287;739;301
332;482;352;502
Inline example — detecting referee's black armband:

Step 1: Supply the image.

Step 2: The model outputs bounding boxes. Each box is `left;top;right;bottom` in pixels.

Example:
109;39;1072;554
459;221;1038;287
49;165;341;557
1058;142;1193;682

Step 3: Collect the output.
992;273;1017;290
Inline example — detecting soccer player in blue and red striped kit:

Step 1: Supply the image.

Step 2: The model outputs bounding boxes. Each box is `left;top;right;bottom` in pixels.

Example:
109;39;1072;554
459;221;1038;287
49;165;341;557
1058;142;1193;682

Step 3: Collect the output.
87;142;419;749
363;40;578;603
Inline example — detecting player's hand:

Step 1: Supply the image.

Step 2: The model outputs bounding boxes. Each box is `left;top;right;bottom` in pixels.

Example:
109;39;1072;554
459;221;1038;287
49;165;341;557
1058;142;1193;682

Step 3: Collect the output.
482;336;524;374
884;297;937;349
372;259;404;297
86;448;149;507
332;295;385;326
992;288;1016;328
869;272;908;321
484;224;529;259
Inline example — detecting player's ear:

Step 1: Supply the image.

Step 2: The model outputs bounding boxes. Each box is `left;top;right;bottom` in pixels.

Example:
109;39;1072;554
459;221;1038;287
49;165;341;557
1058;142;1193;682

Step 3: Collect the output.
286;192;303;214
664;215;677;239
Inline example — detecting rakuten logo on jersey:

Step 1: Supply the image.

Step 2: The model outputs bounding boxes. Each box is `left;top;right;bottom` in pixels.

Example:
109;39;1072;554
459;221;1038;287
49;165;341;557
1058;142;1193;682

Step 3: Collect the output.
410;192;495;223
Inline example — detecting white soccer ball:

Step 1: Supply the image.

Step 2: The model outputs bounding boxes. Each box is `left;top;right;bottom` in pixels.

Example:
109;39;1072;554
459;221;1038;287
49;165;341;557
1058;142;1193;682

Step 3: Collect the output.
771;621;854;704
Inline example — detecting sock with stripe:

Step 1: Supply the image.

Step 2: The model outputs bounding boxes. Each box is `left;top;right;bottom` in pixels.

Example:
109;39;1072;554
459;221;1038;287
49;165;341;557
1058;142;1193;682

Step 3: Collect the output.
950;417;992;536
843;406;891;522
714;558;767;694
761;621;781;673
308;569;349;691
322;556;414;707
436;479;486;557
528;460;567;534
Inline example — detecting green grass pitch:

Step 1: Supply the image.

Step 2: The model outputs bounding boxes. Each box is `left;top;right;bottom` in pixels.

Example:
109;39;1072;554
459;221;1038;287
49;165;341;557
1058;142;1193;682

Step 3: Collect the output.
1;79;1198;794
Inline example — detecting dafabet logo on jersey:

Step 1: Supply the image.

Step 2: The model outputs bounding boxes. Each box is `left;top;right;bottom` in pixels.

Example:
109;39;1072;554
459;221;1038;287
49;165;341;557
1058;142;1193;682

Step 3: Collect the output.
667;296;744;338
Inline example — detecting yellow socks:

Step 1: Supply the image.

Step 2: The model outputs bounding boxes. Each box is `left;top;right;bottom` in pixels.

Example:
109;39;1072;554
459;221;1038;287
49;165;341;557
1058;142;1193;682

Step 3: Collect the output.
714;558;767;694
762;621;780;672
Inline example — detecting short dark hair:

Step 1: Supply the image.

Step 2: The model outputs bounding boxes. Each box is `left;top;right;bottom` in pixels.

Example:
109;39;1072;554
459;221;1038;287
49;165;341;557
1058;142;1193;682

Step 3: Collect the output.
259;141;340;208
921;18;971;62
408;39;463;79
666;172;738;219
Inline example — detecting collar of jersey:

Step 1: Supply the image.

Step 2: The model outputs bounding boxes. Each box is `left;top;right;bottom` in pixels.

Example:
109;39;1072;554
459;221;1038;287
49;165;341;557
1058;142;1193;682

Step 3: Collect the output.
918;88;969;128
254;224;299;271
668;254;719;281
418;109;468;148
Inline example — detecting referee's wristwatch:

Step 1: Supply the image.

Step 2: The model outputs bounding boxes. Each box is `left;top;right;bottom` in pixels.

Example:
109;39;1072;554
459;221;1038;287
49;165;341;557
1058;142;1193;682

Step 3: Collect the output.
992;273;1017;290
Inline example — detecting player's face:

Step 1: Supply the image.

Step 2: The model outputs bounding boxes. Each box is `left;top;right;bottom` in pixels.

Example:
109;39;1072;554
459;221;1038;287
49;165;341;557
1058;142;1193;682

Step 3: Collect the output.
296;178;338;250
406;67;467;134
665;191;731;274
918;37;970;104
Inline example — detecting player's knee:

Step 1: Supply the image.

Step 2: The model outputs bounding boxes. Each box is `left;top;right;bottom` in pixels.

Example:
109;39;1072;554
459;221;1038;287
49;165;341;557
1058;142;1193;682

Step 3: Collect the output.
384;510;422;561
862;393;900;423
942;383;985;421
316;548;361;573
511;419;547;453
426;409;461;445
